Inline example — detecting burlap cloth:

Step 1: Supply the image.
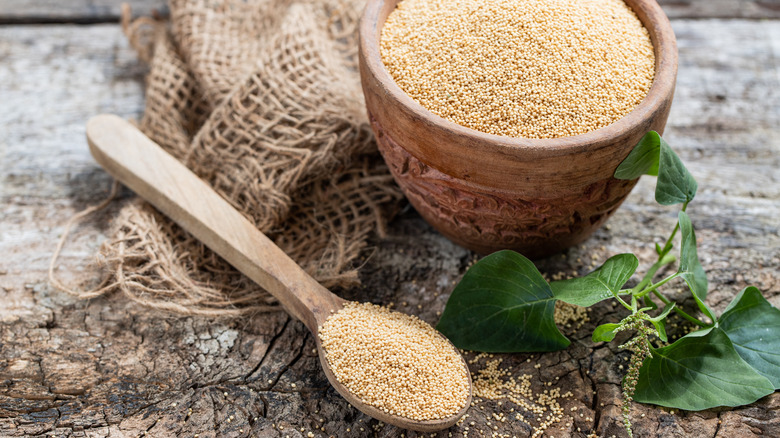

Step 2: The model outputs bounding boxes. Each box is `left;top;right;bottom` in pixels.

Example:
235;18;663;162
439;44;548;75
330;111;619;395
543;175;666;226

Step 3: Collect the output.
55;0;403;316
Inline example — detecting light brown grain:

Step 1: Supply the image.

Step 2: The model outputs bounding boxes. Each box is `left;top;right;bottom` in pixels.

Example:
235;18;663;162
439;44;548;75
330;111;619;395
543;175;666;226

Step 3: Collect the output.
381;0;655;138
319;302;470;421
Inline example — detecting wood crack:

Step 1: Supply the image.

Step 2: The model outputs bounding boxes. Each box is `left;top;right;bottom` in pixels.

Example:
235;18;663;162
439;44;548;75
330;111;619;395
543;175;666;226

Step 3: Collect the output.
243;316;291;384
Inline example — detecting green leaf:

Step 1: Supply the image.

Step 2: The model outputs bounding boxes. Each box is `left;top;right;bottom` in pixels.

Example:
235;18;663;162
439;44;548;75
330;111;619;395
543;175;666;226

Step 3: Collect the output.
614;132;698;206
677;211;715;321
652;320;667;343
649;303;676;322
634;327;774;410
719;286;780;389
436;250;570;353
551;254;638;307
655;137;698;205
614;131;661;179
647;303;675;343
592;323;620;343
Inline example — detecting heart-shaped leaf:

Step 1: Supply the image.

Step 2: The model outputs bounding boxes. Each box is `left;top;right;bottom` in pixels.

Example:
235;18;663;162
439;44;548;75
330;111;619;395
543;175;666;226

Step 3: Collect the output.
551;254;638;307
656;137;698;205
677;211;714;321
614;131;661;179
633;327;774;410
592;323;621;343
614;132;697;206
719;286;780;389
436;250;570;353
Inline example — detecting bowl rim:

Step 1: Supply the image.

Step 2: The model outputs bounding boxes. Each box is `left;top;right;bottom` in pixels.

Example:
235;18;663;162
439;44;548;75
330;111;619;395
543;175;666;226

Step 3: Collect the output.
359;0;679;159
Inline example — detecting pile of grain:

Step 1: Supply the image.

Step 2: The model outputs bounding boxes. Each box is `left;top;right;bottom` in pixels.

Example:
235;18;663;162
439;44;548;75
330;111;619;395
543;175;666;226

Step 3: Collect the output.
318;302;470;421
381;0;655;138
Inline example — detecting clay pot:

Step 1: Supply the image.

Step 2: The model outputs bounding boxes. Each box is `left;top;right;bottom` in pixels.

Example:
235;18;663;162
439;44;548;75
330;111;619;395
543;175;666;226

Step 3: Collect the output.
359;0;678;258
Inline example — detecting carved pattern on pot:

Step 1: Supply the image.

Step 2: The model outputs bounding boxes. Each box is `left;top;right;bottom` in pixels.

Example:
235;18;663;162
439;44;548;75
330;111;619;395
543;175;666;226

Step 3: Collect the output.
370;115;638;256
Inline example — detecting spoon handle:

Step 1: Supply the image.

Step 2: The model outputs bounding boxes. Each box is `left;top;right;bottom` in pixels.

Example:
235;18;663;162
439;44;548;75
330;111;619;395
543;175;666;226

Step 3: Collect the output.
86;114;344;331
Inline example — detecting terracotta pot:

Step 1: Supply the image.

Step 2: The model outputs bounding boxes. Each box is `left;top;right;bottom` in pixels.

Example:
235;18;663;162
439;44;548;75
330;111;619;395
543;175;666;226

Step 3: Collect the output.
359;0;678;258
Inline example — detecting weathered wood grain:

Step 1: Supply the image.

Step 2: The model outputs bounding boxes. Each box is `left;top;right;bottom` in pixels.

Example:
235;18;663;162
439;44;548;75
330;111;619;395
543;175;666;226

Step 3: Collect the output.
0;0;167;23
1;18;779;438
658;0;780;19
0;25;145;202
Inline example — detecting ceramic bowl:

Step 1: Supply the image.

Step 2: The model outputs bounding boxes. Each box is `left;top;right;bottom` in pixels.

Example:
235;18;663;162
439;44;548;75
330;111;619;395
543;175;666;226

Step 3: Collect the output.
359;0;678;257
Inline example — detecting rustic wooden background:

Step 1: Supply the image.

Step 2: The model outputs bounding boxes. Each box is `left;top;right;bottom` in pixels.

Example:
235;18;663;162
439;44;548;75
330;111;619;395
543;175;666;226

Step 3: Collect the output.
1;1;778;437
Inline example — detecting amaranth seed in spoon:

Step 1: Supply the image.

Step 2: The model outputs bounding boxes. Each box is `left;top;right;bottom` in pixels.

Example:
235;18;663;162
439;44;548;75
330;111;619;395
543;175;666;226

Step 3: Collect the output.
318;302;470;421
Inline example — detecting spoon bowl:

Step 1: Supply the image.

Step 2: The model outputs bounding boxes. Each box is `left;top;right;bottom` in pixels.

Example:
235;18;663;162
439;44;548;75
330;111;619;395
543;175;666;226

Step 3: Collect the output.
86;114;472;432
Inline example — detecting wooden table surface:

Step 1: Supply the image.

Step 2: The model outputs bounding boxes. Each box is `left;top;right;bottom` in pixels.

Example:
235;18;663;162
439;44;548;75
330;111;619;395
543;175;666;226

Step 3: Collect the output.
1;1;779;437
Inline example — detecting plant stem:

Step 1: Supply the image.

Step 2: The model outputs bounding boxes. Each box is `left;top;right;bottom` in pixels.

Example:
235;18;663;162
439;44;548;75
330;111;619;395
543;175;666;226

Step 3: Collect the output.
658;222;680;258
636;272;681;298
613;293;634;312
651;290;708;327
658;202;689;258
630;253;677;295
629;204;687;296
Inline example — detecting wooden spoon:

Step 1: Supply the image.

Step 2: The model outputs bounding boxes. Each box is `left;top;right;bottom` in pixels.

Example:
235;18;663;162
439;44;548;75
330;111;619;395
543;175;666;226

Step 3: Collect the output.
86;114;472;432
